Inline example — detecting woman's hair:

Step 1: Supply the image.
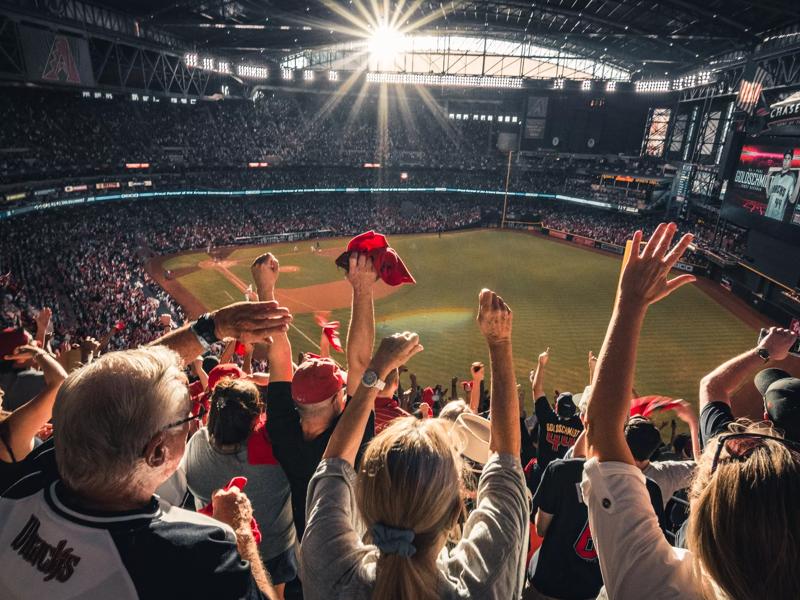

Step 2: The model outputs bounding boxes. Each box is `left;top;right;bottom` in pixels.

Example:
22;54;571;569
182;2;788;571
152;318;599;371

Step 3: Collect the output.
687;421;800;600
356;417;464;600
207;378;262;447
438;399;470;422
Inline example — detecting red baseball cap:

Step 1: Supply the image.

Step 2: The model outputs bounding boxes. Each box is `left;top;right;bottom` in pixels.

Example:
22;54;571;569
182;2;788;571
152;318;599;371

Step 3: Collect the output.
207;363;246;391
291;357;347;405
0;328;31;360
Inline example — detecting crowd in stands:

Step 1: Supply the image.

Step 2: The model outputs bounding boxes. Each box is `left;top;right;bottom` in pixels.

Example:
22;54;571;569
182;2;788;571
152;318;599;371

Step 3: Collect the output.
0;88;506;182
1;224;798;600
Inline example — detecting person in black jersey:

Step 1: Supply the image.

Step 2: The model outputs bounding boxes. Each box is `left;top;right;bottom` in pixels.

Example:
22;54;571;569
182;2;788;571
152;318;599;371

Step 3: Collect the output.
527;348;583;491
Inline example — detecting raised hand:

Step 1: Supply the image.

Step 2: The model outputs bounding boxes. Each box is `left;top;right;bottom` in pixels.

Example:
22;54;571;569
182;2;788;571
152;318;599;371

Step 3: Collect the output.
35;307;52;332
369;332;424;377
538;347;551;367
588;351;597;369
619;222;696;308
212;301;292;345
670;399;696;424
347;252;378;294
251;253;280;296
477;288;512;345
757;327;799;362
471;361;485;381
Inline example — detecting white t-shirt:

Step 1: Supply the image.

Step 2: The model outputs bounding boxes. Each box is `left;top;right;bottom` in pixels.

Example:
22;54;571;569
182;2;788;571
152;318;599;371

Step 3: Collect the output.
580;458;703;599
642;460;695;508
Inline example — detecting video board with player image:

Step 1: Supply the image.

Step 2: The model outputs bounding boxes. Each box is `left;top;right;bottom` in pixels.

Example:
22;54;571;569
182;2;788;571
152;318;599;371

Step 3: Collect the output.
723;141;800;241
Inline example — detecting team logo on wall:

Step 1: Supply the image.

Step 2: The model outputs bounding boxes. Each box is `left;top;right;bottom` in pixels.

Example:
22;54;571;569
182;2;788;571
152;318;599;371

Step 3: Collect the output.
42;36;81;83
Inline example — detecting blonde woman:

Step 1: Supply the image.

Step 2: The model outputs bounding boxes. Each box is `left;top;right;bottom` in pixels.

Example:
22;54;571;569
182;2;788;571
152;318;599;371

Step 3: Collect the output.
300;289;529;599
582;222;800;600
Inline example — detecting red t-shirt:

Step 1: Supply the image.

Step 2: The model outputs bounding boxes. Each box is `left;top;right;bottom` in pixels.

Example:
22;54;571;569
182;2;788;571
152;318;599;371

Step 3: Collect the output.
374;396;410;434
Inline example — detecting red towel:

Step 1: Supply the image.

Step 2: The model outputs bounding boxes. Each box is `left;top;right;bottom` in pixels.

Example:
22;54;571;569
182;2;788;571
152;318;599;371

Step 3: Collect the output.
198;476;262;544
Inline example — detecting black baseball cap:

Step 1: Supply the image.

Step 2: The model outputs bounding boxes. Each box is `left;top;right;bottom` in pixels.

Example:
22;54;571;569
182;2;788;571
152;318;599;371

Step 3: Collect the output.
556;392;577;418
754;368;800;442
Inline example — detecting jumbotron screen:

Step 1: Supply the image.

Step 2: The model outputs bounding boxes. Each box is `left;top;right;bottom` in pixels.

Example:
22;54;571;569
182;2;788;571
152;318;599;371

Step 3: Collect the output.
723;141;800;242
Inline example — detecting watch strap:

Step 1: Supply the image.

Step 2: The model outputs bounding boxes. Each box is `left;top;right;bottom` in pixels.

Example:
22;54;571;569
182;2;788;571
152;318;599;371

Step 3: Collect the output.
191;313;219;349
757;347;770;363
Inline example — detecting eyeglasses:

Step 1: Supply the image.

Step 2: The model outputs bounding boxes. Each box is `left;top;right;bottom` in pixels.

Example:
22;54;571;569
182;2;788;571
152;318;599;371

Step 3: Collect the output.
142;404;206;456
160;403;206;433
711;432;800;473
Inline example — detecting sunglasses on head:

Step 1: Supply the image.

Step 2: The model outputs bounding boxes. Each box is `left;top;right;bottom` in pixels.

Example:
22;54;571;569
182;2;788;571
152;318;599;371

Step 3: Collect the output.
711;432;800;474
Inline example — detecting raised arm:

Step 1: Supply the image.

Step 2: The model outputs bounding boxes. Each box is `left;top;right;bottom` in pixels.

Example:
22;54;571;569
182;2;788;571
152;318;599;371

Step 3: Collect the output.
323;333;423;466
469;362;484;413
586;223;695;464
531;347;550;400
345;253;378;396
251;253;294;383
698;327;797;410
588;351;597;385
1;345;67;462
671;400;701;460
34;307;52;348
152;301;291;366
477;289;520;456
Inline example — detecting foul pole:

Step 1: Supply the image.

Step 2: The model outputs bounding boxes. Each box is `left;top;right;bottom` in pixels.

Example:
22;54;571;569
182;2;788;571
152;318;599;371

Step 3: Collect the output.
500;150;513;228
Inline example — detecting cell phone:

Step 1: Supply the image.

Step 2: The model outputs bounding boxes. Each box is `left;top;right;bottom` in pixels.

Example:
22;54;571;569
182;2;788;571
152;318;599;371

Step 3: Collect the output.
758;328;800;357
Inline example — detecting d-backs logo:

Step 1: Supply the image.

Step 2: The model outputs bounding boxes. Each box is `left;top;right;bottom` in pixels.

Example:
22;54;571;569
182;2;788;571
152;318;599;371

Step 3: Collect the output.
10;515;81;582
574;519;597;561
42;36;81;83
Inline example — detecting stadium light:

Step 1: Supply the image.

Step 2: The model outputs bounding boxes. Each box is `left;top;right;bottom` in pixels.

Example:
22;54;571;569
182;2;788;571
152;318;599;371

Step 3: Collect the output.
328;70;339;81
553;78;565;90
365;72;522;89
368;23;406;66
304;70;314;81
635;79;671;93
581;80;592;91
606;81;617;92
282;68;294;80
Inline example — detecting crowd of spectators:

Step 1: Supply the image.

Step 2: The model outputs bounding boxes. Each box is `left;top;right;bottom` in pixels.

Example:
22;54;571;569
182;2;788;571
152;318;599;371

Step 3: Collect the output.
1;224;798;600
0;88;506;182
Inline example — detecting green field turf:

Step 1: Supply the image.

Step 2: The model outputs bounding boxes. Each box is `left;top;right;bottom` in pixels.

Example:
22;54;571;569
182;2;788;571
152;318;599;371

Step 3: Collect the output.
169;230;757;414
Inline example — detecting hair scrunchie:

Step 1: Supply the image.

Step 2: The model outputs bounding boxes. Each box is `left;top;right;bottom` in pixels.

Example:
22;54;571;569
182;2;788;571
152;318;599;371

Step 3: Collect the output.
371;523;417;557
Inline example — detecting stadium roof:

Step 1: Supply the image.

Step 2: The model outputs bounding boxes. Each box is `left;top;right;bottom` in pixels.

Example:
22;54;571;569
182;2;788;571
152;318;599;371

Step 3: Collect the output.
95;1;800;76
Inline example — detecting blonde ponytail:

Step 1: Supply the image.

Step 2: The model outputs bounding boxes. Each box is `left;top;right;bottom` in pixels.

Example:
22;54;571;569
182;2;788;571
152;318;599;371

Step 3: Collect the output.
356;417;464;600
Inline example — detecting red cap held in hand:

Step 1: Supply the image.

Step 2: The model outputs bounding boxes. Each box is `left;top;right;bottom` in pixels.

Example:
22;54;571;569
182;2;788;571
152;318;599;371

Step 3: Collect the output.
335;231;415;287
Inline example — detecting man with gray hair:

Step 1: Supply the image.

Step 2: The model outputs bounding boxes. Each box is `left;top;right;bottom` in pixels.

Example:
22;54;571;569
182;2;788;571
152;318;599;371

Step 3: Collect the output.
0;301;290;599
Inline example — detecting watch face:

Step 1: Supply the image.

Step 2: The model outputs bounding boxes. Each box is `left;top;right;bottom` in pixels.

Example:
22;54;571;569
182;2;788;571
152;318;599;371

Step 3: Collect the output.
362;370;377;386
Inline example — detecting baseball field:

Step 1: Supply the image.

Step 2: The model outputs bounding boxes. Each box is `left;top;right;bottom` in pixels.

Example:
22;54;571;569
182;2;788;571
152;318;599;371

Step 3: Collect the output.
153;229;763;415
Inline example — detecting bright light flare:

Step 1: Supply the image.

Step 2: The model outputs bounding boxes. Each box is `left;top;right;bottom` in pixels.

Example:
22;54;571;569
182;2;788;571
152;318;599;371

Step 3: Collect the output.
367;23;407;69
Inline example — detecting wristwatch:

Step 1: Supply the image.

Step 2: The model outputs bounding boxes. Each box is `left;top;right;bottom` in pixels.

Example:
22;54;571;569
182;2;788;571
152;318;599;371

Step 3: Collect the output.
361;369;386;391
756;347;770;363
191;313;219;349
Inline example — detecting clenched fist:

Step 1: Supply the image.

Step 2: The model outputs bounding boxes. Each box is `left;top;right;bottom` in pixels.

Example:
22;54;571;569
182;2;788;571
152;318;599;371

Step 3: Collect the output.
477;288;512;345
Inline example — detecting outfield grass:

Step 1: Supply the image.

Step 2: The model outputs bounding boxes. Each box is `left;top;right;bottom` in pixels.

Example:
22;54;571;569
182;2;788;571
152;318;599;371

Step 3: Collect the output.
171;230;757;415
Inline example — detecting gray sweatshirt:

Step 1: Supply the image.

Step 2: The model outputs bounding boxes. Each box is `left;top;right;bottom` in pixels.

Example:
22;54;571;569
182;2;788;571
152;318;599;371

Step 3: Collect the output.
299;453;530;599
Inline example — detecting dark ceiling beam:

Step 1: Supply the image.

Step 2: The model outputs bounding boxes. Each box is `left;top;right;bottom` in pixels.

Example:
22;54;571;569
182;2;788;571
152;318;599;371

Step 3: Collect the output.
654;0;760;40
734;0;800;20
483;1;698;57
